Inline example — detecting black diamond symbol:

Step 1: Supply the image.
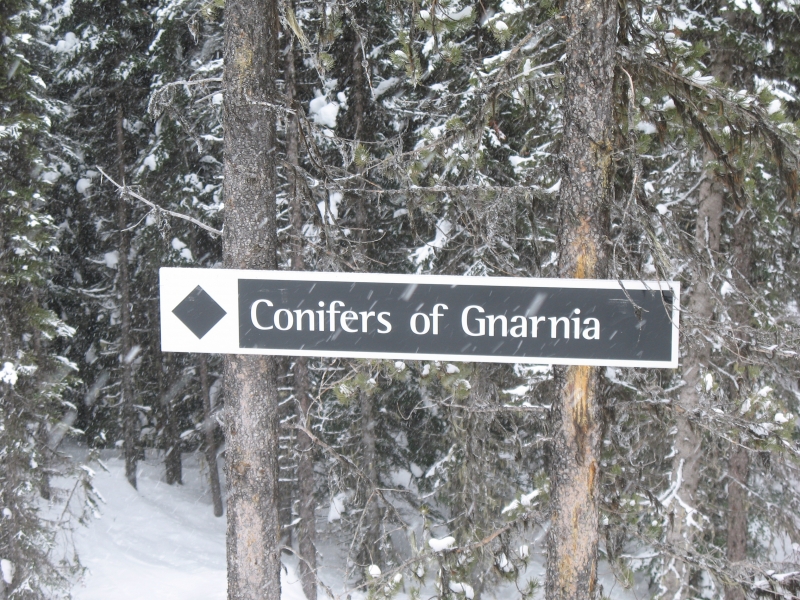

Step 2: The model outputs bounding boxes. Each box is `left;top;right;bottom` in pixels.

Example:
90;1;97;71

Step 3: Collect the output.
172;286;227;339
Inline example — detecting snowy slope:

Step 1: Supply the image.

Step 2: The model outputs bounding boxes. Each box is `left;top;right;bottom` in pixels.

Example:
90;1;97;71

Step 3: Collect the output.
69;450;307;600
66;448;647;600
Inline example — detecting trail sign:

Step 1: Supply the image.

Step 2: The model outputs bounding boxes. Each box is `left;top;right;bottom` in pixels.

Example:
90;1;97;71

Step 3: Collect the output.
160;268;679;367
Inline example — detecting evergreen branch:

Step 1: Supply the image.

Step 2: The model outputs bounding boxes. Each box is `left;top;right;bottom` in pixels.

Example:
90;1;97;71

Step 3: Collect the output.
96;167;222;236
148;77;222;117
623;51;800;201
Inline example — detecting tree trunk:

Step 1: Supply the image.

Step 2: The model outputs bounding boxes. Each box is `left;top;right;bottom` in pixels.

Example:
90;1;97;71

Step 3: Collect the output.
660;158;723;599
725;444;748;600
115;104;137;490
358;388;383;569
158;349;186;485
545;0;617;596
295;356;317;600
285;31;318;600
724;206;753;600
222;0;282;598
278;365;296;542
200;354;224;517
347;27;383;572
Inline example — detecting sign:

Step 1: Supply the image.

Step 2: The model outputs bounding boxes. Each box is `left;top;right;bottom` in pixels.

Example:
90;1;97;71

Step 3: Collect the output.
159;268;679;368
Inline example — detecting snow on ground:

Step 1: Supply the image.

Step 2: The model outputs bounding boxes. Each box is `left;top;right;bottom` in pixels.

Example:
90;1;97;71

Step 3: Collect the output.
68;449;306;600
64;446;648;600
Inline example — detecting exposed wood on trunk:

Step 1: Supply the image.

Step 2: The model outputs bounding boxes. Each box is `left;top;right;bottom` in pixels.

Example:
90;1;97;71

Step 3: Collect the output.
286;30;318;600
115;103;137;490
545;0;617;595
724;207;753;600
660;157;723;599
222;0;282;597
200;354;224;517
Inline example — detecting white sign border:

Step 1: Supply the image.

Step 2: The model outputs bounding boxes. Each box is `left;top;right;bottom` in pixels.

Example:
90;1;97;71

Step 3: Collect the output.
160;268;680;368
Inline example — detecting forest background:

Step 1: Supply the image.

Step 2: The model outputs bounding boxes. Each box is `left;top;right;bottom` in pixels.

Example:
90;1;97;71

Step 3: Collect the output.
1;0;800;598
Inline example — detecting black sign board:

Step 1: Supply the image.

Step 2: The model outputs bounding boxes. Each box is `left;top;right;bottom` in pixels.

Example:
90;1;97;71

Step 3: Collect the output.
160;269;679;367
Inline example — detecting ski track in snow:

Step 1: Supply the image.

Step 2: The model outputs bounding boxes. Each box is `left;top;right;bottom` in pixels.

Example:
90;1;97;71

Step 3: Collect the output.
70;451;307;600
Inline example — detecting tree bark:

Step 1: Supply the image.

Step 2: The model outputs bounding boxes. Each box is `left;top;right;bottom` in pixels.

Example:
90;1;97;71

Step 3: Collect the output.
162;355;183;486
545;0;617;596
724;207;753;600
346;26;383;571
285;31;318;600
725;443;748;600
358;387;383;569
660;159;723;599
115;104;137;490
200;354;224;517
222;0;282;598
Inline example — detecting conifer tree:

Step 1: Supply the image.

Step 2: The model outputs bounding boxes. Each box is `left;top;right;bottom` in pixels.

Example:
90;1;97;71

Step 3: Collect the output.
0;0;83;596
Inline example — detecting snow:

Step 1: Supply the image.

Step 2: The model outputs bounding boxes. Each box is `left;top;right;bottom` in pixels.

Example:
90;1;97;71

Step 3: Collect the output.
449;581;474;598
521;489;541;506
428;536;456;552
500;0;523;13
1;559;15;585
0;362;18;386
372;77;399;98
55;449;649;600
123;345;141;364
774;412;790;424
41;170;60;183
504;384;529;396
70;450;309;600
317;192;342;224
509;155;533;167
704;372;714;391
76;178;92;194
55;31;78;53
410;219;452;270
636;121;657;134
309;93;339;128
103;251;119;268
327;491;347;522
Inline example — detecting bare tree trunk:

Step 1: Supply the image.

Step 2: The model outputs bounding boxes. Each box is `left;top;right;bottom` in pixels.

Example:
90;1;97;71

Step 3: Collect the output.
162;354;183;485
358;387;383;569
545;0;617;596
223;0;282;598
660;159;723;599
115;104;137;490
278;366;296;542
200;354;224;517
725;443;748;600
724;207;753;600
295;357;317;600
346;28;383;571
285;31;318;600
